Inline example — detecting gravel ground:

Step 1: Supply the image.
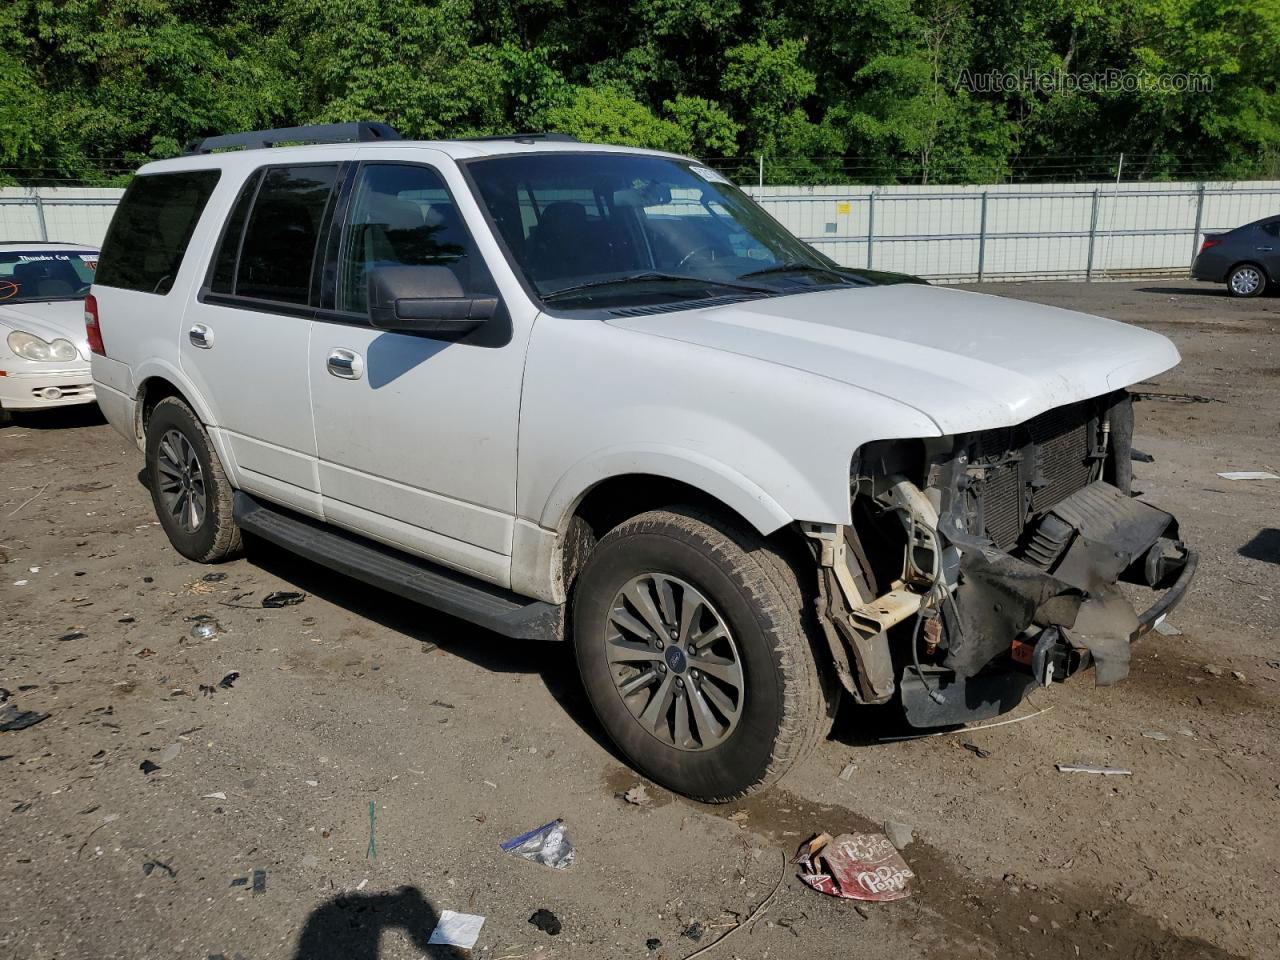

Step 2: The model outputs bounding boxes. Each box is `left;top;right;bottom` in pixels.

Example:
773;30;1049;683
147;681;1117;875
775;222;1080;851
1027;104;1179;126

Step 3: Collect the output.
1;280;1277;960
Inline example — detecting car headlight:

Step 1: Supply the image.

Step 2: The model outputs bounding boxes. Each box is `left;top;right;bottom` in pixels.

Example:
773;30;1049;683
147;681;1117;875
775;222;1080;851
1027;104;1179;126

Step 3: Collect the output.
6;331;79;362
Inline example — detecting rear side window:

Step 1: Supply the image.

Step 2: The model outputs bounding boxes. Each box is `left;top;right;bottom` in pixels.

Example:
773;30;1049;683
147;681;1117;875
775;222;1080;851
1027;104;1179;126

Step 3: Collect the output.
96;170;220;295
213;164;339;306
1263;221;1280;238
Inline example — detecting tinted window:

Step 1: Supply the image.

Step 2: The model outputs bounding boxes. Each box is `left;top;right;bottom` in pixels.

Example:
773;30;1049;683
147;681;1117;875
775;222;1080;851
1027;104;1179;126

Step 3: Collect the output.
235;165;338;305
96;170;220;294
0;250;98;303
208;170;262;294
1263;221;1280;238
338;163;486;313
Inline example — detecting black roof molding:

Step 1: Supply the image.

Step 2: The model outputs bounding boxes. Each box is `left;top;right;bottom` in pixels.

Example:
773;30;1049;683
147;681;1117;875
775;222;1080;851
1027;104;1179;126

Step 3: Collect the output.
183;122;402;155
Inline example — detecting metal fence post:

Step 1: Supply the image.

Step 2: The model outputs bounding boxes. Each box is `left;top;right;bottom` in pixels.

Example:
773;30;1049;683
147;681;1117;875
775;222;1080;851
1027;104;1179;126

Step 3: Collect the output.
1085;187;1100;280
866;190;876;269
1190;182;1206;267
33;193;49;241
976;191;989;281
758;155;764;189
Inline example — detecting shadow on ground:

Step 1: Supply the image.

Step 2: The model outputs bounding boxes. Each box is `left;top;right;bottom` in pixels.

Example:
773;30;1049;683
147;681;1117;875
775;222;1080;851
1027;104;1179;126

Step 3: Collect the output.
2;405;106;430
1240;528;1280;565
291;886;468;959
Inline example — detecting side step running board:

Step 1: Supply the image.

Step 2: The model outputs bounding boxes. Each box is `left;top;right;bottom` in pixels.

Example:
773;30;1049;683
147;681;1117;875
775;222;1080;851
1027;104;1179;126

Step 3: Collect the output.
233;493;563;641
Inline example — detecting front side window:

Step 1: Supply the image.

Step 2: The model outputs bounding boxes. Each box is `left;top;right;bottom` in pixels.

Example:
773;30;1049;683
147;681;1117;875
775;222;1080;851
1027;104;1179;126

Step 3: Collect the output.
337;162;487;314
226;164;339;306
0;250;98;303
466;153;873;309
96;170;220;295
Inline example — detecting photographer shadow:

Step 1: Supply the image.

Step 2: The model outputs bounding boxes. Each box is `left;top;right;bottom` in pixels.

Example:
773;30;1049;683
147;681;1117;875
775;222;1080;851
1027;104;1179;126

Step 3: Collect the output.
292;885;466;960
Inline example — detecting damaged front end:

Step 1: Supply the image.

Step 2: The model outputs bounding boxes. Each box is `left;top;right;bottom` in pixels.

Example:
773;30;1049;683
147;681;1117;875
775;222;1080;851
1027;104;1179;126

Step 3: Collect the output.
805;391;1197;728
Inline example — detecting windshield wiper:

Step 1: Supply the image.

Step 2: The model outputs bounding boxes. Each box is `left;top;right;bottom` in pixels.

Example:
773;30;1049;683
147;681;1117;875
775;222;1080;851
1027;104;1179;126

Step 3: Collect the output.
541;271;774;303
738;262;870;284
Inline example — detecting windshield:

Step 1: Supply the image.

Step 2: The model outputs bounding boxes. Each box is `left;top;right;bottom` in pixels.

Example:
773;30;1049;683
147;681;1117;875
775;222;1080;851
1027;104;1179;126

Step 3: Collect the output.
0;250;98;303
466;154;864;308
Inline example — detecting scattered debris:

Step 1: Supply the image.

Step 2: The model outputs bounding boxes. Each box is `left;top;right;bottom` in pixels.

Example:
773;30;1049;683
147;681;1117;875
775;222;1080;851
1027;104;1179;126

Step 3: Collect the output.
1055;764;1132;776
202;572;228;582
427;910;486;949
252;869;266;894
622;785;652;806
529;909;562;936
230;877;248;887
1232;670;1247;682
198;684;216;697
1141;731;1171;741
883;820;914;850
158;743;182;763
118;616;136;624
1203;664;1224;676
961;741;991;758
0;703;50;732
681;852;787;959
727;810;749;826
1217;471;1279;481
190;621;220;640
838;762;857;782
501;818;575;870
1131;390;1217;404
1130;448;1155;463
354;877;369;890
140;760;160;775
218;672;239;690
262;591;306;608
681;921;703;941
202;792;227;800
136;647;156;658
646;938;662;951
1153;619;1182;637
57;631;87;642
142;858;177;878
793;832;914;901
367;801;377;859
429;699;455;709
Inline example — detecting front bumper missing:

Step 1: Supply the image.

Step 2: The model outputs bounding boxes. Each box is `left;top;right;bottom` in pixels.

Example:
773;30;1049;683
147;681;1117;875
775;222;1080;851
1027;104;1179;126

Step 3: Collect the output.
898;481;1198;728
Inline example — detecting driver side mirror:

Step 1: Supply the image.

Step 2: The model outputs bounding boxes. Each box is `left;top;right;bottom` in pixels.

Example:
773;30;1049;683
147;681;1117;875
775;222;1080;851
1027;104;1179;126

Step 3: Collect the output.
368;265;499;334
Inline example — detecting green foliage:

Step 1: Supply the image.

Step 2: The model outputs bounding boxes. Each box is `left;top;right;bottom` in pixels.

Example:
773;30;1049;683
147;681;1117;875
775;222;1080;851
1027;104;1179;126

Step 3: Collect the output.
1;0;1276;185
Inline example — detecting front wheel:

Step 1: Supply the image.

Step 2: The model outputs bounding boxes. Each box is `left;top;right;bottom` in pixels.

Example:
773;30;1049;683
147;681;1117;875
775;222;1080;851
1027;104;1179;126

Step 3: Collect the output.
145;396;242;562
1227;263;1266;298
572;507;831;802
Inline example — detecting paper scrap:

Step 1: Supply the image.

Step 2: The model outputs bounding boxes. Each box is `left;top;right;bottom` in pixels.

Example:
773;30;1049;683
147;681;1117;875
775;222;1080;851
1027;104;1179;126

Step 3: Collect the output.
1217;471;1279;481
428;910;486;949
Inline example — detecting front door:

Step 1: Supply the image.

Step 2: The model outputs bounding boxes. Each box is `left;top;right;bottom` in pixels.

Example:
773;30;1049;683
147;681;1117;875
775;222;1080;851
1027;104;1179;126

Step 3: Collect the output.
307;154;529;587
180;162;341;516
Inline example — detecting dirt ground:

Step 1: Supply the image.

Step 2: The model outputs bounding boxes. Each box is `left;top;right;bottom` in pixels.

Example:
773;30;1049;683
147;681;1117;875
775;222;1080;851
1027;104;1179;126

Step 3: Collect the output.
1;280;1277;960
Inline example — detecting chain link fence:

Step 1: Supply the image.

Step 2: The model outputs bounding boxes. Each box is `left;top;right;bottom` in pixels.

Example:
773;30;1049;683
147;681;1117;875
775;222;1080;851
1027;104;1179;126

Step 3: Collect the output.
4;180;1278;282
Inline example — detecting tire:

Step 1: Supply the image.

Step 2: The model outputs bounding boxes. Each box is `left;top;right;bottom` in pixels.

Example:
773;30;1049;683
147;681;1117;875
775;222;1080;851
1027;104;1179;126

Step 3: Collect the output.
145;396;242;562
1227;263;1266;298
572;507;832;802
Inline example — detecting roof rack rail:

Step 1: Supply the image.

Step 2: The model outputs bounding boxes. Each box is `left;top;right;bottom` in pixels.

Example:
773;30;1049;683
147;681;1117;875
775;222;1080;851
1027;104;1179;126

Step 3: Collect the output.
454;132;580;144
183;122;401;155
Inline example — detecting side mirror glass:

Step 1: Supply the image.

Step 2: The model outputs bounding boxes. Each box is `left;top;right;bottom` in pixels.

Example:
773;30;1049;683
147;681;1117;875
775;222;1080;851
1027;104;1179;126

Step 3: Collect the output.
368;265;499;334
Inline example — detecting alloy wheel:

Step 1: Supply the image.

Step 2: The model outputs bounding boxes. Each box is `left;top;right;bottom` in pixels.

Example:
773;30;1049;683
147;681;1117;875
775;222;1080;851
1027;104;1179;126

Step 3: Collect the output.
155;429;207;532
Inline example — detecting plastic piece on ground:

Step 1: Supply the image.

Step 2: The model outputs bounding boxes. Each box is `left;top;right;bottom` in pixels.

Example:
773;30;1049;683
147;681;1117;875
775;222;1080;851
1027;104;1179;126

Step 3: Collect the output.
0;704;50;731
140;760;160;774
252;869;266;893
792;832;914;901
218;672;239;689
1055;764;1132;775
529;908;562;935
500;818;575;869
1217;471;1279;480
262;591;306;608
191;622;220;640
427;910;486;948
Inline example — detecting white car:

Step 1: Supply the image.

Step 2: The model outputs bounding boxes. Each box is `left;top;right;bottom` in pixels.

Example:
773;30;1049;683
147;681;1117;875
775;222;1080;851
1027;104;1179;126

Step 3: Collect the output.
89;124;1195;801
0;241;98;420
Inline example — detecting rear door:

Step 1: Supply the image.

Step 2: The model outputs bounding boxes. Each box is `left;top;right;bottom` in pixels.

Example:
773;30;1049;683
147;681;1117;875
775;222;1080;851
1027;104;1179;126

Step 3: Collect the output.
180;163;342;516
307;155;527;586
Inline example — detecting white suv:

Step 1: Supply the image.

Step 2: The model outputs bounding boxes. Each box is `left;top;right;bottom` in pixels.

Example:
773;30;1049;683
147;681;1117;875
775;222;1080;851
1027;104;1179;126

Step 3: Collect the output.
90;123;1195;801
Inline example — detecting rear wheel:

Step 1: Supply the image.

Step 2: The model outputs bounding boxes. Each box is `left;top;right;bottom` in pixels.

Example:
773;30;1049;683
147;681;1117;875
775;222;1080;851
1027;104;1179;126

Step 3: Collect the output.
1227;263;1266;298
571;507;831;802
145;396;242;562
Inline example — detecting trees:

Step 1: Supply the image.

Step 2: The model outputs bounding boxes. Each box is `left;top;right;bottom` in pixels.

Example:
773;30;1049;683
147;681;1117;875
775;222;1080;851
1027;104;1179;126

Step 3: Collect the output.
1;0;1275;185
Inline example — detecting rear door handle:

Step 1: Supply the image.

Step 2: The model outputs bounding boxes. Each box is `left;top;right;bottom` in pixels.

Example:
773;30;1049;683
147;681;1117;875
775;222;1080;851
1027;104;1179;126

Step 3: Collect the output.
326;348;364;380
188;324;213;349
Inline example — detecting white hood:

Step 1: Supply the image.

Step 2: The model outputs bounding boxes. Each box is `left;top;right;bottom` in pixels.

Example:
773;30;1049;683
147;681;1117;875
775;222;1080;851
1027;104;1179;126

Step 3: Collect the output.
0;300;91;361
608;284;1179;434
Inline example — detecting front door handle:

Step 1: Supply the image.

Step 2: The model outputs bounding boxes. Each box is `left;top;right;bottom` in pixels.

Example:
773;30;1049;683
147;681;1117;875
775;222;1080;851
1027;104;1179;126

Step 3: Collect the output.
326;348;364;380
188;324;213;349
1257;246;1274;252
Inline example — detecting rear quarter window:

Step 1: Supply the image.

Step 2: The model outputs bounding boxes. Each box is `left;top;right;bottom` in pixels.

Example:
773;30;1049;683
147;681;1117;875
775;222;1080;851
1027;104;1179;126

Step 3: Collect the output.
96;170;221;295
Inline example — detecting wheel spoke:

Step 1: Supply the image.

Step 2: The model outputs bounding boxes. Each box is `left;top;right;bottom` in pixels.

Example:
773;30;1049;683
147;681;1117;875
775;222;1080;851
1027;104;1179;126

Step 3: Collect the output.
606;636;663;664
618;667;661;696
676;590;704;646
673;691;693;748
698;676;739;719
688;622;726;653
625;578;670;639
609;606;656;642
692;653;741;689
637;673;676;734
687;682;725;744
